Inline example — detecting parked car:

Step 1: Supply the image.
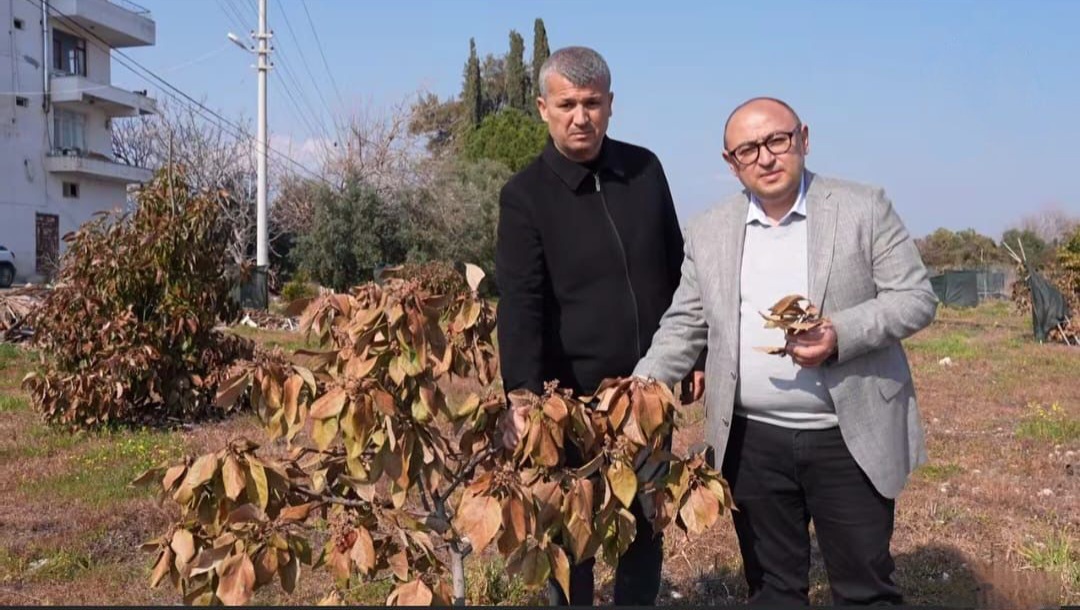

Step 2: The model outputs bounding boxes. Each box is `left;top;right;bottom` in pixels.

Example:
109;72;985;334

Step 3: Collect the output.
0;246;16;288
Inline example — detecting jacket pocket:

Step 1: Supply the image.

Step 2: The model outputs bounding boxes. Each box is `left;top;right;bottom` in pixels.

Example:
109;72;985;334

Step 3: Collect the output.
877;375;910;402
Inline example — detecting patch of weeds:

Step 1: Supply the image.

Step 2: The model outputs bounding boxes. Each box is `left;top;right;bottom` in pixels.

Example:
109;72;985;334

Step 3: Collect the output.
906;331;977;360
917;462;964;482
227;326;313;352
339;579;396;605
0;420;87;460
927;502;966;528
23;548;94;583
0;546;27;583
21;428;183;506
1004;335;1026;350
0;393;28;413
1020;532;1080;593
1016;403;1080;444
677;401;706;426
0;343;20;369
468;557;537;605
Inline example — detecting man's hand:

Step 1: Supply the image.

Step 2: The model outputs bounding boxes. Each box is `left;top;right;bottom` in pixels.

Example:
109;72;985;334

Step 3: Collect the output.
679;370;706;404
786;320;837;367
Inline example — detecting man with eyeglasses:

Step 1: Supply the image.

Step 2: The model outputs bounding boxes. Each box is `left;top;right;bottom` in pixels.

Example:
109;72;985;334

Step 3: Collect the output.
633;97;937;605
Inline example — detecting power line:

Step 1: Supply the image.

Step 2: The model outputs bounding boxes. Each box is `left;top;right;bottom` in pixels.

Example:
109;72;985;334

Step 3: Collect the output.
300;0;346;111
29;0;331;185
220;0;331;145
271;0;337;136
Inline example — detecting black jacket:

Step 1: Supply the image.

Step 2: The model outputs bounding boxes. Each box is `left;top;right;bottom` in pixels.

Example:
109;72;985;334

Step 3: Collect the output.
495;137;691;396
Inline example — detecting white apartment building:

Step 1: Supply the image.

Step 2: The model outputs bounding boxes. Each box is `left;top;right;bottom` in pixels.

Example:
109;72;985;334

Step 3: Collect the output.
1;0;156;282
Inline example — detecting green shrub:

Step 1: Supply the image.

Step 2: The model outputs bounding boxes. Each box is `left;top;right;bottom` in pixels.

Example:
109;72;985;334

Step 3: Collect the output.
281;270;317;303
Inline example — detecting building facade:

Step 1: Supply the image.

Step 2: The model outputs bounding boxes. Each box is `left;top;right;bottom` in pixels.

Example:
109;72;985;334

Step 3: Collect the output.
1;0;155;282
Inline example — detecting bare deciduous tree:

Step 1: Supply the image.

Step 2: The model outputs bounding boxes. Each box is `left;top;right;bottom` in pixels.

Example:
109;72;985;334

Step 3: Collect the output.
112;100;261;268
272;101;429;238
1019;205;1080;246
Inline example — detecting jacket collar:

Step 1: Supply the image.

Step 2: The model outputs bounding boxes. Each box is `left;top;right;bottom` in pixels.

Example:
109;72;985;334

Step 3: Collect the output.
541;136;626;191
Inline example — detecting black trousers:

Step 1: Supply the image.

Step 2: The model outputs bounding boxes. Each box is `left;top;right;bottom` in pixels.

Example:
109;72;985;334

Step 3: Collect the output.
545;494;663;606
722;416;903;606
546;437;665;606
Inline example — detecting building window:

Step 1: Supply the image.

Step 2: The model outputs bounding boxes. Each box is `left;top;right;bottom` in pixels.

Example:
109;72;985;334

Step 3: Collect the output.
53;109;85;151
62;182;80;198
52;29;87;76
13;18;24;30
15;97;29;107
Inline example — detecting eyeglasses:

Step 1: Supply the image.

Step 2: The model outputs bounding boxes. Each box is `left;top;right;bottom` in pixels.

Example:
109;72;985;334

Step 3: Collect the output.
726;125;802;166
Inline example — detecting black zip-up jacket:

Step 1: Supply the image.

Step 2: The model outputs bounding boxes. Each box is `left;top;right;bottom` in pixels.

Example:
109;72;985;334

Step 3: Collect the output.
495;137;692;396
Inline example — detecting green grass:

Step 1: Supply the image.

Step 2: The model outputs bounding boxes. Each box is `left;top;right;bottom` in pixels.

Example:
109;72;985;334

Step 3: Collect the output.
0;393;28;413
23;548;95;583
0;546;26;583
935;300;1017;323
0;418;87;460
226;325;316;352
20;428;183;506
467;557;537;605
906;330;978;360
0;343;22;370
0;546;97;585
1020;532;1080;593
1016;403;1080;444
339;579;396;605
916;462;964;482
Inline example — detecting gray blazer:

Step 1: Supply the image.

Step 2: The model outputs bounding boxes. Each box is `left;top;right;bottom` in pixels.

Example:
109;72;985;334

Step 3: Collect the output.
634;172;937;499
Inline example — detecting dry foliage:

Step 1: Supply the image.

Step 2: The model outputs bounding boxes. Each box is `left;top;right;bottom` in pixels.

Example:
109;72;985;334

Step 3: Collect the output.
0;286;48;343
22;169;251;428
137;266;731;605
755;294;824;356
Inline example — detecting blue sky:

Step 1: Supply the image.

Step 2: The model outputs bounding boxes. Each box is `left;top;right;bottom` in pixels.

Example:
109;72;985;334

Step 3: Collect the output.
117;0;1080;239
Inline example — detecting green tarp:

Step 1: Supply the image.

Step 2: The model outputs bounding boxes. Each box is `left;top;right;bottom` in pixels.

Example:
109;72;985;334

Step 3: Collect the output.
930;270;979;308
1026;263;1070;343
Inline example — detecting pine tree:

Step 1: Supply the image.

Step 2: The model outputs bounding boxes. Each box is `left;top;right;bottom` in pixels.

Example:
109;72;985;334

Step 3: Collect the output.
505;30;527;112
462;38;482;127
531;18;550;105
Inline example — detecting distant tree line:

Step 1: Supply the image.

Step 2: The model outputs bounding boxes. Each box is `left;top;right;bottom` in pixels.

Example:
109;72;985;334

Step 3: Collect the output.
114;19;554;293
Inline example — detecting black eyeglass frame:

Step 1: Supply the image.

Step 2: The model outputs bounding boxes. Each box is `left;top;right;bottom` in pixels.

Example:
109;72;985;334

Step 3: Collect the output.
726;124;803;166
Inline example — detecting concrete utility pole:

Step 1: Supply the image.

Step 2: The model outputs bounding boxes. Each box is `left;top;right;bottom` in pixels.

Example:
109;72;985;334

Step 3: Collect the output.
255;0;270;269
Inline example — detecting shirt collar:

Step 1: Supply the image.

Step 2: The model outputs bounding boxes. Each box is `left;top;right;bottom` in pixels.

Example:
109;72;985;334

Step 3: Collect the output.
746;170;808;226
541;136;626;191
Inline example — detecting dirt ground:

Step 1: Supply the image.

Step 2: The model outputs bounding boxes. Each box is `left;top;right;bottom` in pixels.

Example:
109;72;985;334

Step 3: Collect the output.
0;302;1076;606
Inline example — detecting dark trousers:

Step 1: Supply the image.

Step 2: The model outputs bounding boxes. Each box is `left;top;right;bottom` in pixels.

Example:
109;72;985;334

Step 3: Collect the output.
546;434;666;606
722;416;903;606
546;494;663;606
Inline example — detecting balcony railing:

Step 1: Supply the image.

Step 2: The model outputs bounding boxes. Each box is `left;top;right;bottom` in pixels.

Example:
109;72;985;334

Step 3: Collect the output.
106;0;151;17
45;148;153;184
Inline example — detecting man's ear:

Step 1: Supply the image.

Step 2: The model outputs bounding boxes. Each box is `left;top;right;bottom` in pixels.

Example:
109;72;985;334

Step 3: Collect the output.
800;124;810;155
536;96;548;123
722;152;739;176
608;91;614;116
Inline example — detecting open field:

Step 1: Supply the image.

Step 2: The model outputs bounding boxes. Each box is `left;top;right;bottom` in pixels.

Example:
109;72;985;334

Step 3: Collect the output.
0;302;1076;606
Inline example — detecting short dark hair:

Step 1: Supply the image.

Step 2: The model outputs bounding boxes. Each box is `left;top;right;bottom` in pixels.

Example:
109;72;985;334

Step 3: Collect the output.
723;97;801;149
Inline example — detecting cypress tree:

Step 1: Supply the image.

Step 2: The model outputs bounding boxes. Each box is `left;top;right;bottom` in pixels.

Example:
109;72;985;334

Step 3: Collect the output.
505;30;527;112
462;38;482;126
531;18;550;104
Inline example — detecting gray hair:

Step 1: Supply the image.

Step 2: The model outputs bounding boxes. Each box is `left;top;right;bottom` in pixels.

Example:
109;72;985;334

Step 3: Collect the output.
538;46;611;97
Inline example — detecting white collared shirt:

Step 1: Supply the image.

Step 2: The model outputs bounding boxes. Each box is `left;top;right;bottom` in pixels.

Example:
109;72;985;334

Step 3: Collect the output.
746;171;808;227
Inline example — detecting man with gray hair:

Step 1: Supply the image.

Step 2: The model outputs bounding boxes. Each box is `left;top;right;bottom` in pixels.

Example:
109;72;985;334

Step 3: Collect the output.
496;46;704;605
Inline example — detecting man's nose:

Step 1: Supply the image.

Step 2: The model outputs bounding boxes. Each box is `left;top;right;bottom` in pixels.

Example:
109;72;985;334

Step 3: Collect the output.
757;145;777;166
572;106;590;126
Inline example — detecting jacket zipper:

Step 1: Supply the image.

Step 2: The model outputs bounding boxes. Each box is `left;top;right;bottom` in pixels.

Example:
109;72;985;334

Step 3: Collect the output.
594;172;642;358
